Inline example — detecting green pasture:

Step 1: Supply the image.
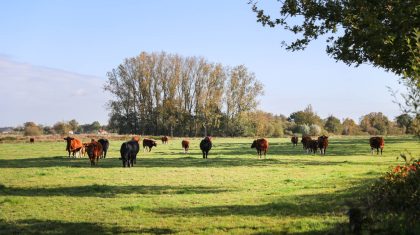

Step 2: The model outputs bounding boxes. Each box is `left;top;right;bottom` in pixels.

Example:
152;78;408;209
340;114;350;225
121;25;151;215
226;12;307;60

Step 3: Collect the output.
0;136;419;234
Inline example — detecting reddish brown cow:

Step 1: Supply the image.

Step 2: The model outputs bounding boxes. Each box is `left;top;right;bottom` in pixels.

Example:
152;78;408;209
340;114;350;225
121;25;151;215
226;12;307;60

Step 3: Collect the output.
181;139;190;153
64;137;83;158
29;138;35;144
251;138;269;159
143;138;157;152
161;136;169;144
301;136;312;153
369;137;384;155
291;136;298;147
85;140;103;166
317;135;329;155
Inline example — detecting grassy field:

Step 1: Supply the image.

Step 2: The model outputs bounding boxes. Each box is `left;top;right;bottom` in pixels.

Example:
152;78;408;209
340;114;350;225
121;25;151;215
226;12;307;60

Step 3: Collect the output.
0;136;419;234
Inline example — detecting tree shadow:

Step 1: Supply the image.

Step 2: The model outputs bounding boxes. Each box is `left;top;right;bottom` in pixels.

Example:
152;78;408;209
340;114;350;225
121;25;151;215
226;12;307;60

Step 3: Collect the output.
0;219;175;234
0;155;386;169
0;184;232;197
149;182;371;218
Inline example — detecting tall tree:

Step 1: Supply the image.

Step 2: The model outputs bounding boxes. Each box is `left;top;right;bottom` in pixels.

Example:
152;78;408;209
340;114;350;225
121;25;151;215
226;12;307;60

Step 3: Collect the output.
324;115;343;134
288;105;323;126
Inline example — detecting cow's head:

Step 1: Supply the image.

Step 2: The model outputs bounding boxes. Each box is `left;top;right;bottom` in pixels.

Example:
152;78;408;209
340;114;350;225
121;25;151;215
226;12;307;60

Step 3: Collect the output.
64;137;74;151
251;140;257;148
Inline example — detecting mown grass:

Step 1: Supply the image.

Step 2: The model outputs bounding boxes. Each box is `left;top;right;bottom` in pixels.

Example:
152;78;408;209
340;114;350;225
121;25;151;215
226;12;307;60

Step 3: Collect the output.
0;136;419;234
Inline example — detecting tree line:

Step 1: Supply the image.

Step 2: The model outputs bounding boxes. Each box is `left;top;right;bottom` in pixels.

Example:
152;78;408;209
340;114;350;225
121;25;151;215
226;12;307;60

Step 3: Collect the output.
12;106;417;137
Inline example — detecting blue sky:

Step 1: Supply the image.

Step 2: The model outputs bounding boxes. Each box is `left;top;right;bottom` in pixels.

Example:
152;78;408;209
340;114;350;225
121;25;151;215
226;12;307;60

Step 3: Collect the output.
0;1;404;127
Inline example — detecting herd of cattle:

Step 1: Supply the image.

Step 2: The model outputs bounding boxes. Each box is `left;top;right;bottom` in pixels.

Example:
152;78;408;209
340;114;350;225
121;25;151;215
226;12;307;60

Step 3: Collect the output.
61;135;385;167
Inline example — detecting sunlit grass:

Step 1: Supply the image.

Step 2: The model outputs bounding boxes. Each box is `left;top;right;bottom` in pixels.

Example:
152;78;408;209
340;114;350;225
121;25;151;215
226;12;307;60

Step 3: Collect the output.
0;136;419;234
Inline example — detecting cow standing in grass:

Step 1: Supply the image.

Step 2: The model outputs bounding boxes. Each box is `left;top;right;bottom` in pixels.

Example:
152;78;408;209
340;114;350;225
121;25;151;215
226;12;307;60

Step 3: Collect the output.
29;138;35;144
200;136;212;159
161;136;168;144
120;139;140;167
86;140;103;166
64;136;83;158
301;136;312;153
182;139;190;153
143;138;157;152
369;137;384;155
308;140;319;154
291;136;298;147
98;139;109;158
317;135;329;155
251;138;269;159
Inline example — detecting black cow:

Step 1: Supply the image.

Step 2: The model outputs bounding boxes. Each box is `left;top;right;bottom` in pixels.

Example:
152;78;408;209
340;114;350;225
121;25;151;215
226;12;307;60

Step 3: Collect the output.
143;138;157;152
200;136;212;159
120;140;139;167
98;139;109;159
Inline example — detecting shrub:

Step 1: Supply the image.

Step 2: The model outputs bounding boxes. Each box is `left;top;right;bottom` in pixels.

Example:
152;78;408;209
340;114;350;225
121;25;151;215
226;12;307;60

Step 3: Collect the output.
366;155;420;233
309;124;322;136
295;124;310;135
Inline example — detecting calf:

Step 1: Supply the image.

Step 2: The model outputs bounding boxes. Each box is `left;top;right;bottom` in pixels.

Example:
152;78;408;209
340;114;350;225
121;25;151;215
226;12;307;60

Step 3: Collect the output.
301;136;312;153
200;136;212;159
251;138;269;159
120;140;140;167
63;136;83;158
85;140;103;166
98;139;109;158
291;136;298;147
181;139;190;153
143;138;157;152
369;137;384;155
80;143;89;157
317;135;329;155
308;140;319;154
161;136;168;144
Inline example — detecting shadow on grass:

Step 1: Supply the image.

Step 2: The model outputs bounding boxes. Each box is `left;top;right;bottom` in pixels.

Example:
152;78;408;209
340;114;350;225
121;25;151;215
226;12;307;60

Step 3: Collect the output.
0;219;175;234
149;182;370;218
0;155;385;169
0;184;232;197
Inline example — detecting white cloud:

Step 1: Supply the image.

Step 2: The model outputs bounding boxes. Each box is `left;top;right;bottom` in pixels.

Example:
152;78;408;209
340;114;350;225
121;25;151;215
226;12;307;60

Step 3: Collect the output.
0;57;111;126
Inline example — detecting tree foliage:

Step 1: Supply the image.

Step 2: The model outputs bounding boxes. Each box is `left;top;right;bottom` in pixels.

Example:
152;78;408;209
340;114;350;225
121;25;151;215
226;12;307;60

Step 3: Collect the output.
250;0;419;81
288;105;323;126
324;115;343;134
23;122;42;136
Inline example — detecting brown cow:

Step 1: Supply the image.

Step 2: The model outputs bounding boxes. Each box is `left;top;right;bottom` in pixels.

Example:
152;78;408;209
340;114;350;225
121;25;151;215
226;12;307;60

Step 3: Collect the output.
369;137;384;155
161;136;169;144
85;140;103;166
29;138;35;144
181;139;190;153
317;135;329;155
251;138;269;159
143;138;157;152
301;136;312;153
64;137;83;158
291;136;298;147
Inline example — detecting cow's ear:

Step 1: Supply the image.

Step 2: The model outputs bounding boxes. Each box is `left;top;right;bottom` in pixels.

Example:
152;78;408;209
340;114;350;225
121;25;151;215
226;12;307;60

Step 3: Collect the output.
63;138;67;140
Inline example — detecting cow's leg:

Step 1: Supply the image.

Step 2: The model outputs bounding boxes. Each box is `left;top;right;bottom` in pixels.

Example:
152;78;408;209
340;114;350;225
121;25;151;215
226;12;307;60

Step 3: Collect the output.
371;148;374;155
380;148;383;155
